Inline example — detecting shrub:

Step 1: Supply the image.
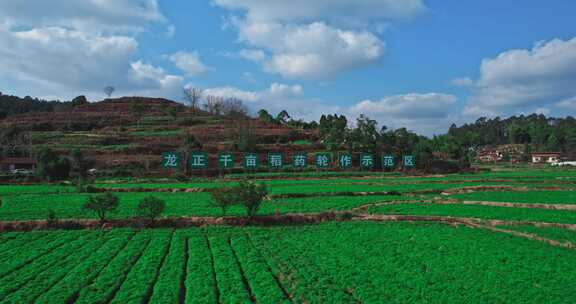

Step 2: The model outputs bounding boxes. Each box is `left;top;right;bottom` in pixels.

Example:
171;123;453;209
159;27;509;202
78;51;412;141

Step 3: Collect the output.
137;196;166;221
210;187;237;216
83;192;119;223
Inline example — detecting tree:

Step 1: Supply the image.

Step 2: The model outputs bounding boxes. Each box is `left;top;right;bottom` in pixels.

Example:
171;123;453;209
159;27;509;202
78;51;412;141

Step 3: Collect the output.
350;115;380;152
211;180;267;218
222;97;248;117
276;110;291;125
36;148;71;181
257;109;275;124
237;180;268;218
183;87;202;112
0;126;25;157
71;95;88;107
209;187;236;216
203;95;224;115
137;196;166;221
319;114;348;150
103;86;115;98
83;192;119;223
547;133;560;151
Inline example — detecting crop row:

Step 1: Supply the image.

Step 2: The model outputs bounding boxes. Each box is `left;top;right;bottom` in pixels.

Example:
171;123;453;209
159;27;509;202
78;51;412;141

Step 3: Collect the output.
0;231;108;302
2;222;576;302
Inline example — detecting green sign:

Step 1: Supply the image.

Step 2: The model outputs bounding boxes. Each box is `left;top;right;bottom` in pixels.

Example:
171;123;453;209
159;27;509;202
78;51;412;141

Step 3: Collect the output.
293;152;308;168
360;154;374;169
315;153;331;169
338;153;353;168
218;152;235;169
243;153;259;169
403;155;415;168
189;152;208;169
268;153;283;169
161;152;181;169
382;154;395;168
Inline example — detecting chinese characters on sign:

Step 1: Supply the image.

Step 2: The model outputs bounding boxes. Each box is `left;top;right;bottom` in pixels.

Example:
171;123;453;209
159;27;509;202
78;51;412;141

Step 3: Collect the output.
360;154;374;169
218;152;234;169
315;153;331;169
403;155;415;168
190;152;208;169
268;153;283;169
338;153;353;168
162;152;180;169
243;153;259;169
162;152;415;170
293;153;307;168
382;155;395;168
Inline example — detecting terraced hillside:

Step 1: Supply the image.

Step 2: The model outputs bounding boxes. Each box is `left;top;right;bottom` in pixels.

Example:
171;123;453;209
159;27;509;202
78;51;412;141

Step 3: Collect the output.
0;97;314;174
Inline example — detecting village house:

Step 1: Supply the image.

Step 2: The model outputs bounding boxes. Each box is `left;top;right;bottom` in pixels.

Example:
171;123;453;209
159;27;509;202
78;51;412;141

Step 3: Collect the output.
0;157;37;173
531;152;561;164
476;149;502;162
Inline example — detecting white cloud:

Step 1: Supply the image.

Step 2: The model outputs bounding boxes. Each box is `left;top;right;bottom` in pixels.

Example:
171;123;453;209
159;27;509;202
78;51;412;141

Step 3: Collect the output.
349;93;458;135
126;61;183;98
168;51;211;76
0;26;183;100
0;0;165;34
463;37;576;117
204;83;339;121
0;1;186;101
235;20;385;79
214;1;421;79
0;26;137;91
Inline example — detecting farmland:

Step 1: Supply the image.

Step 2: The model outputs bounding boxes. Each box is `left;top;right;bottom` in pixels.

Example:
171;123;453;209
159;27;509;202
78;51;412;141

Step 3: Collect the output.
1;166;576;303
2;223;576;303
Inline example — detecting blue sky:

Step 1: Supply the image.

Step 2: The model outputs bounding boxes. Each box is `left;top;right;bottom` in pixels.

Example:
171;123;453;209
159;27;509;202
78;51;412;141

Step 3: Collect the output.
1;0;575;135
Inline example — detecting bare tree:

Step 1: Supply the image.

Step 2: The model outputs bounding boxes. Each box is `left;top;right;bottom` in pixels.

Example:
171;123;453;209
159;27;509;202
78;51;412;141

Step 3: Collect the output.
103;86;115;98
183;87;202;112
222;97;248;117
203;95;224;115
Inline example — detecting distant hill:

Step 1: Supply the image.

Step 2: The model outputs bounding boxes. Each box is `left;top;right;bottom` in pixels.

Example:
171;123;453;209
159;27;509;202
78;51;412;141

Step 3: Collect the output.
0;96;317;175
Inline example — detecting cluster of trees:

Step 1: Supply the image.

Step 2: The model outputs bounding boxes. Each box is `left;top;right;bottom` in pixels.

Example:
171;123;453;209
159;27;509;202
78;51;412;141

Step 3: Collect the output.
80;180;268;225
0;92;69;119
446;114;576;154
210;180;268;217
258;109;318;129
36;148;94;191
81;193;165;224
183;87;248;117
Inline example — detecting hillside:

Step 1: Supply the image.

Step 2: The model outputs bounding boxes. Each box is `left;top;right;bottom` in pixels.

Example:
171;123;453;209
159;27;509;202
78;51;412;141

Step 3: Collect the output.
0;97;317;175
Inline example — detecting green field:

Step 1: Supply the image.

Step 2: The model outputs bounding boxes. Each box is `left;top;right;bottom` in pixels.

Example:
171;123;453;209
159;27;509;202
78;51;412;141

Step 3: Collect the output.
2;223;576;303
1;167;576;303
